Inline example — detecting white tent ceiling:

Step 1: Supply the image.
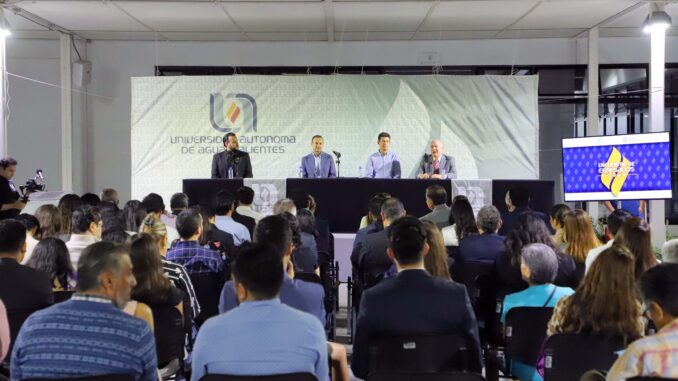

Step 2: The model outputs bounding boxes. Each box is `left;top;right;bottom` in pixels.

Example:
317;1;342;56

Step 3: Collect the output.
1;0;677;42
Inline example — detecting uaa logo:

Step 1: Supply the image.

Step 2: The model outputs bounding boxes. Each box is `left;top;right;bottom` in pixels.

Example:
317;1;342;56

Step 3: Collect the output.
210;93;258;133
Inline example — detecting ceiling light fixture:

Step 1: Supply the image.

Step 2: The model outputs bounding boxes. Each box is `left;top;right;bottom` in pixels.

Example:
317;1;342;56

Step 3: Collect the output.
643;3;672;34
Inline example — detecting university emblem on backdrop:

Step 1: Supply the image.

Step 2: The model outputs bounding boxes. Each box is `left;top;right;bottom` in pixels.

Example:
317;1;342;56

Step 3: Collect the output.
252;183;279;215
209;93;258;133
600;147;633;196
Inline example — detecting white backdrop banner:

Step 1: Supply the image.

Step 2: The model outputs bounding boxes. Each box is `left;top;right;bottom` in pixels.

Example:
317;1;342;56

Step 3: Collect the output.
131;75;539;202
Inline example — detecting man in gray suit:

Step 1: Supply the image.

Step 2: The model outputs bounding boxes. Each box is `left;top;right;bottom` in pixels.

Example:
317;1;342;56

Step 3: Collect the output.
299;135;337;178
416;139;457;179
211;133;253;179
420;185;451;230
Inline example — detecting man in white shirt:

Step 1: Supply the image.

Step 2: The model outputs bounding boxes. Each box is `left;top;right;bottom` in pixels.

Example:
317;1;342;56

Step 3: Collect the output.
236;186;264;223
585;209;632;273
213;191;251;246
66;205;102;265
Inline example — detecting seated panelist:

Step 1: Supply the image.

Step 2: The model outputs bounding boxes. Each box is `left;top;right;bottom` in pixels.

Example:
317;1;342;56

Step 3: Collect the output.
300;135;337;178
416;140;457;179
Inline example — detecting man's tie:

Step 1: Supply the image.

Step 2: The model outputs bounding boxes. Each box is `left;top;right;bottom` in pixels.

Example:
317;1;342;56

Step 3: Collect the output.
315;161;321;178
433;159;440;174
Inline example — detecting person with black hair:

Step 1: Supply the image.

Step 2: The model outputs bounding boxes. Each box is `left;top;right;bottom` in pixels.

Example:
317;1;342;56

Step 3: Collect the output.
351;216;481;379
100;188;119;207
15;213;40;263
0;157;26;220
441;195;478;246
80;193;101;206
99;201;128;244
65;205;102;265
291;209;319;274
26;237;75;291
196;205;236;261
235;186;264;223
166;208;223;275
458;205;505;263
192;243;328;381
142;193;179;242
122;200;147;234
170;193;189;216
420;185;451;229
498;186;550;236
352;194;390;267
213;190;251;246
585;208;632;273
211;132;253;179
365;132;401;179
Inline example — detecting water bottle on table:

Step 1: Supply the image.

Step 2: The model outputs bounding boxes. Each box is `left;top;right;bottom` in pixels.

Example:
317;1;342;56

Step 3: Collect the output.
228;167;234;179
357;165;364;178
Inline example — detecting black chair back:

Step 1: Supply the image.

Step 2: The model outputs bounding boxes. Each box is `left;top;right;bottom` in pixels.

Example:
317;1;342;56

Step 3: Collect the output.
22;375;136;381
450;261;494;305
543;333;624;381
200;373;317;381
53;291;75;303
504;307;554;366
190;273;224;326
7;310;34;361
294;272;322;284
368;372;485;381
151;304;185;368
368;334;469;375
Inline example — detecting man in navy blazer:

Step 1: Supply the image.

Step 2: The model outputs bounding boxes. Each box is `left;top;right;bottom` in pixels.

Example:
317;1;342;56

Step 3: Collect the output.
300;135;337;178
351;217;482;379
458;205;505;263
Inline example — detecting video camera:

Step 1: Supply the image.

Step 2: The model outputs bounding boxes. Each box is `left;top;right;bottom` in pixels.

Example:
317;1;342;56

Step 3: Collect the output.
19;169;46;202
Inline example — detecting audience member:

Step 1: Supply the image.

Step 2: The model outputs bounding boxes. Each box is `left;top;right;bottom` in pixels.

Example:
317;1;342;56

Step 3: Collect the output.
458;205;505;263
170;192;189;216
662;238;678;264
235;186;264;223
549;204;571;246
65;205;102;265
0;299;8;362
192;243;328;381
498;186;550;236
288;190;332;253
598;263;678;380
15;213;40;264
26;237;76;291
351;216;481;378
99;201;128;243
142;193;179;242
81;192;101;206
358;197;406;288
420;185;451;229
441;195;478;246
614;217;657;280
421;220;452;280
562;209;601;279
585;209;632;273
273;198;297;216
500;243;575;381
495;213;578;294
358;192;391;229
294;208;320;273
0;157;25;220
57;193;83;236
100;188;119;207
122;200;147;234
197;205;236;260
352;194;389;269
213;191;251;246
34;204;62;240
166;208;224;275
10;241;157;380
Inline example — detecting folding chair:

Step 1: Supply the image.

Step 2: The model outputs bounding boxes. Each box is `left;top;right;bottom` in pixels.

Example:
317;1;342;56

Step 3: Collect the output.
543;333;624;381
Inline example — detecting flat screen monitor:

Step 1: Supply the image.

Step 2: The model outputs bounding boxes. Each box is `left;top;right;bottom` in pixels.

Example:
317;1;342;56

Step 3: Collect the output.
562;132;672;202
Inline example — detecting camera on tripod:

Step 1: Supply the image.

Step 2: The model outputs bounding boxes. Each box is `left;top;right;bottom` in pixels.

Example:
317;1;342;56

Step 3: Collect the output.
19;169;46;202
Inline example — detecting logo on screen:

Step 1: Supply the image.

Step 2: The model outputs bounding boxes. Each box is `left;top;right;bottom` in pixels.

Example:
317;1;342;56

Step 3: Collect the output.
599;147;634;196
209;93;257;133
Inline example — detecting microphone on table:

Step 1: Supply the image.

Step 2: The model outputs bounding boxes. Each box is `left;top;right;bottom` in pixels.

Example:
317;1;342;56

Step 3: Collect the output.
332;150;342;158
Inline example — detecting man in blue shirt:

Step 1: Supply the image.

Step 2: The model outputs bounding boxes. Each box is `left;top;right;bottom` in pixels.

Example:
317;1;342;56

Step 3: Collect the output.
365;132;401;179
192;243;328;381
213;190;251;246
11;241;157;381
167;208;224;275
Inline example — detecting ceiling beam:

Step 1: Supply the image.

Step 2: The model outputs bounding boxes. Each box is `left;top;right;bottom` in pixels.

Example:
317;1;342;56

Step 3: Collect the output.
410;1;438;40
217;2;250;41
1;4;88;40
573;1;647;39
111;1;170;40
324;0;334;42
493;1;541;38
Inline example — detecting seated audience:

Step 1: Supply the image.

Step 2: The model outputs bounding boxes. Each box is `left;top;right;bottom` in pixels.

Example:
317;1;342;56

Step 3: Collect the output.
358;192;391;229
562;209;601;280
358;197;406;288
100;188;119;208
122;200;147;234
585;209;632;273
420;185;451;229
613;217;657;280
34;204;62;240
213;191;251;246
288;190;332;253
10;241;157;380
197;205;236;260
81;192;101;206
15;213;40;264
192;243;328;381
500;243;575;381
495;213;578;294
26;237;76;291
66;205;102;265
235;186;264;223
166;192;189;229
441;195;478;246
166;208;224;276
549;204;571;246
142;193;179;242
231;201;256;237
295;208;320;273
273;198;297;216
458;205;505;263
421;220;452;280
57;193;83;237
351;216;481;379
498;186;550;236
0;299;8;362
662;238;678;264
352;194;389;269
99;201;128;243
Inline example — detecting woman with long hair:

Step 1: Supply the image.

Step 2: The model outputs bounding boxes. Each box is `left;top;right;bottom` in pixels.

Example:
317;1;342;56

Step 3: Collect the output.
441;195;478;246
614;218;657;280
57;194;83;236
563;209;601;279
549;204;571;246
421;220;452;280
295;208;320;273
25;237;75;291
122;200;147;234
34;204;62;240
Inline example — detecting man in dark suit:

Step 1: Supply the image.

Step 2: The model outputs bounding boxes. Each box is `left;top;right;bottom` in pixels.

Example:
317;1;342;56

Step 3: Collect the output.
415;140;457;179
0;220;53;361
357;197;406;288
351;216;481;379
498;185;550;236
351;194;389;271
232;210;256;237
299;135;337;178
459;205;505;263
211;133;253;179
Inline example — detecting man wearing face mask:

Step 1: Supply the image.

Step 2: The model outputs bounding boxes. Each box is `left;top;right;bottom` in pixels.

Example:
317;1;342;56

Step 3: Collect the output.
10;241;158;381
212;133;253;179
0;157;27;220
